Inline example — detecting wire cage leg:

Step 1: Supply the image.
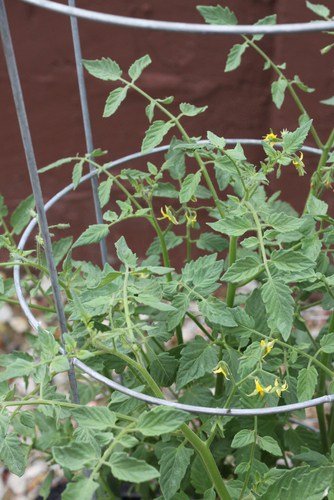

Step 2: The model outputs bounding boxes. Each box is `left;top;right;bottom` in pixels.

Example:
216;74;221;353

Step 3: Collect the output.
0;0;80;404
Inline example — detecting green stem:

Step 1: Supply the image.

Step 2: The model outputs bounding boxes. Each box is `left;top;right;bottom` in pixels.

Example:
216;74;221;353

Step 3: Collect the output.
94;340;231;500
121;78;225;218
186;311;214;341
247;329;334;378
181;425;232;500
239;417;257;500
216;236;238;397
316;354;330;454
226;236;238;308
123;265;135;341
244;37;323;150
86;158;143;211
0;295;56;314
304;127;334;210
246;202;272;280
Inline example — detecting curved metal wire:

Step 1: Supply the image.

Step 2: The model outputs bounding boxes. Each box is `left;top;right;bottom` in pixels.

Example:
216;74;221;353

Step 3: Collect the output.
19;0;334;34
14;141;333;417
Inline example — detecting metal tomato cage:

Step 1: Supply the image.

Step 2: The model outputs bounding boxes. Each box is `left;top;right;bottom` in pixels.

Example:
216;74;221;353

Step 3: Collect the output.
1;0;334;416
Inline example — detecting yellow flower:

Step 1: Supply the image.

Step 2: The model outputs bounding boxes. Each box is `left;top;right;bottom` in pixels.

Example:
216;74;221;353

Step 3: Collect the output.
274;378;288;397
159;205;178;225
185;210;197;227
260;339;275;357
292;151;306;176
263;132;278;146
213;362;230;380
249;378;272;398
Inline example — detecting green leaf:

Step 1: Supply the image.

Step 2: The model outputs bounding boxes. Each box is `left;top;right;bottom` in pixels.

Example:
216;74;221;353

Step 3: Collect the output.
267;212;303;232
98;177;113;208
82;58;122;81
270;250;315;273
262;465;334;500
167;293;190;331
115;235;137;266
141;120;174;153
150;353;178;386
196;232;229;252
159;446;194;500
163;137;186;180
320;96;334;106
103;87;128;117
182;253;224;296
208;215;253;237
306;194;328;215
108;452;160;482
176;336;219;390
252;14;277;41
320;333;334;353
197;5;238;25
282;120;313;155
136;294;175;311
10;195;35;235
225;43;248;72
0;433;27;476
297;366;318;402
0;358;34;382
261;279;294;340
223;255;262;283
72;160;83;189
293;448;330;466
62;477;99;500
321;42;334;55
207;131;226;149
72;407;116;429
179;102;207;116
271;77;288;109
179;171;202;203
38;157;74;173
199;296;237;327
231;429;256;449
137;406;188;436
52;442;99;471
49;356;70;374
73;224;109;248
128;54;151;81
258;436;282;456
306;1;330;19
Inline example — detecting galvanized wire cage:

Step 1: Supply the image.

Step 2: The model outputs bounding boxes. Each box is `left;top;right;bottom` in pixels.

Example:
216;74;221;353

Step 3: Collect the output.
1;0;334;417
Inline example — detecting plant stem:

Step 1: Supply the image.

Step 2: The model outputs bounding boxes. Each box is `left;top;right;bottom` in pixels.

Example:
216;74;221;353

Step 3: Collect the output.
181;424;232;500
304;127;334;210
244;37;323;150
216;235;238;397
239;417;257;500
94;340;231;499
226;236;238;308
0;295;56;314
123;265;135;341
236;327;334;377
121;78;225;218
246;202;272;280
316;356;330;454
186;311;214;340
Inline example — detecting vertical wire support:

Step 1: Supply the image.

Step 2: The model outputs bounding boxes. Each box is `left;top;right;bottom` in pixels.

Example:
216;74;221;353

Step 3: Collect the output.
68;0;108;266
0;0;80;404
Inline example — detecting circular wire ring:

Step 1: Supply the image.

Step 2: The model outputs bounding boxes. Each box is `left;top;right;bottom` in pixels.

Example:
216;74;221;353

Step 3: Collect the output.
19;0;334;35
15;140;334;416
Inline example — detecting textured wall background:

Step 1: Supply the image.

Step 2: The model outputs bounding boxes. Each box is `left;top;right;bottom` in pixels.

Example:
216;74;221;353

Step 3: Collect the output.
0;0;332;262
